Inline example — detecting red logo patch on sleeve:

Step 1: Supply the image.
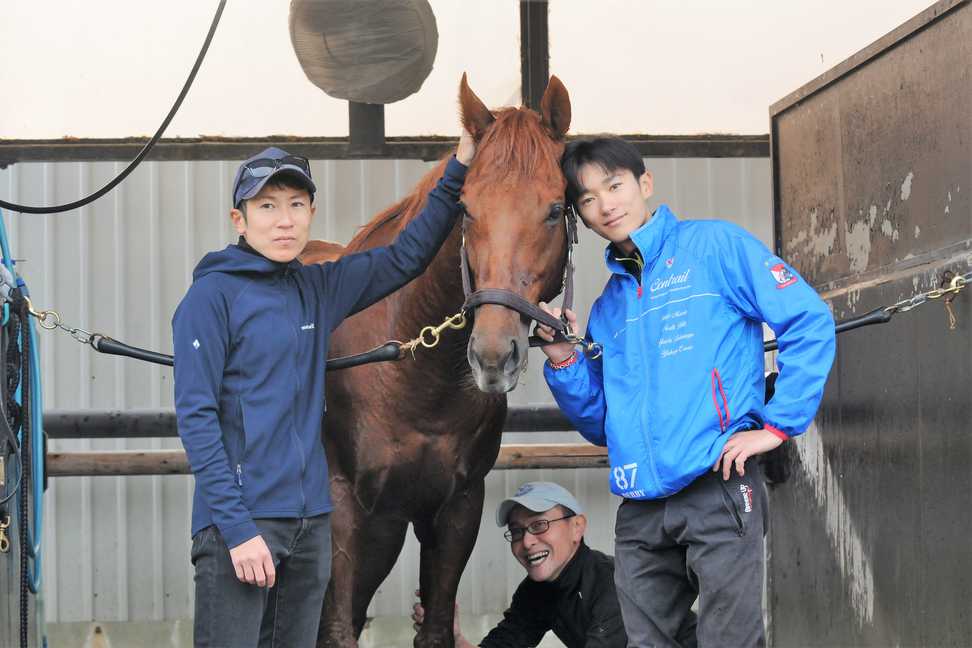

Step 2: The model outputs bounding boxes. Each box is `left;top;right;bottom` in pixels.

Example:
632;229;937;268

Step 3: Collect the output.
770;263;798;289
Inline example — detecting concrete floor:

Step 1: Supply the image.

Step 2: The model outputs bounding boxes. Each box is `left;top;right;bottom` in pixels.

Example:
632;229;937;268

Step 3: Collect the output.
45;616;568;647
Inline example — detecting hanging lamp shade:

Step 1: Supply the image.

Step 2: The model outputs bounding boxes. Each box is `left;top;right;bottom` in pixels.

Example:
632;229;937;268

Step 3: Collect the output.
289;0;438;104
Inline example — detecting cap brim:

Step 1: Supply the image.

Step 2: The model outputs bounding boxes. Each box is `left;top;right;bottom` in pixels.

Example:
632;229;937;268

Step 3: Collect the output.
495;494;561;527
236;167;317;207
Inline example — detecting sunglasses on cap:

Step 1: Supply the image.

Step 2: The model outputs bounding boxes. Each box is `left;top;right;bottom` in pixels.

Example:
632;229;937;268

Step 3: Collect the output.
241;155;312;180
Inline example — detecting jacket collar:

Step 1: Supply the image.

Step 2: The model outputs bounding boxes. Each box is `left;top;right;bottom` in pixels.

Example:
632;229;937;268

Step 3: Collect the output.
551;540;589;594
235;235;302;272
604;204;677;276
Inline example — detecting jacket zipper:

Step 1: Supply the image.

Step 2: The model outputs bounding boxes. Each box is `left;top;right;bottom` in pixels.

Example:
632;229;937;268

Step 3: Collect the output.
633;269;660;495
288;281;308;514
237;398;248;487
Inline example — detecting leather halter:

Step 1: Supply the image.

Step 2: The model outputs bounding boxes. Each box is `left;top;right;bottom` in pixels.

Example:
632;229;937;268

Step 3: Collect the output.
459;204;579;347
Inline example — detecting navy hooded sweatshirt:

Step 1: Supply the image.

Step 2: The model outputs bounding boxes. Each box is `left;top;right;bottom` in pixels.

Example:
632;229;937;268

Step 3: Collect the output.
172;156;466;548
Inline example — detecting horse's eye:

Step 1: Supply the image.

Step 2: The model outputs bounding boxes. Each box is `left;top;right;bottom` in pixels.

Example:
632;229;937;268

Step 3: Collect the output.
546;203;565;223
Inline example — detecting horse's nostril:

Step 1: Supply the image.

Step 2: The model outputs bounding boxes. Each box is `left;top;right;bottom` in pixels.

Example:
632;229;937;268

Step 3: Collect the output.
503;338;521;373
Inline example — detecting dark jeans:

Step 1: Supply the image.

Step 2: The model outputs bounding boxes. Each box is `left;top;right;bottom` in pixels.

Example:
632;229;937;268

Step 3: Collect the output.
191;514;331;648
614;459;767;648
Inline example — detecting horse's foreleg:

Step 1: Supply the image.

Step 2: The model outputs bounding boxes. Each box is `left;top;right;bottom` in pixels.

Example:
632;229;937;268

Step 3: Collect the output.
318;475;409;648
414;480;486;648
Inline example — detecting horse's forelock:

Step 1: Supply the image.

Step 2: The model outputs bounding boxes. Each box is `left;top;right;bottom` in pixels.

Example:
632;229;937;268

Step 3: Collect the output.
346;107;562;250
470;108;564;185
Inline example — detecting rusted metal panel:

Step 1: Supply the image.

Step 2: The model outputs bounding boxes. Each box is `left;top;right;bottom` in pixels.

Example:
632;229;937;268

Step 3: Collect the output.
768;1;972;645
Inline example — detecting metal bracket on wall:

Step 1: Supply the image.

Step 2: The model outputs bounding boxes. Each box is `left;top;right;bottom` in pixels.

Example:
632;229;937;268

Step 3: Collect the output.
348;101;386;155
941;271;962;329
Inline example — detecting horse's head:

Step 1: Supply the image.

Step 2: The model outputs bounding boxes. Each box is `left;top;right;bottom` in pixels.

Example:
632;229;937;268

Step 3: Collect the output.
458;74;572;393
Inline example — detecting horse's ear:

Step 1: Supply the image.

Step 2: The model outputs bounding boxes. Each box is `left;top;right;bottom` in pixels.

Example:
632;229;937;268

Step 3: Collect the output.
459;72;495;141
540;75;571;140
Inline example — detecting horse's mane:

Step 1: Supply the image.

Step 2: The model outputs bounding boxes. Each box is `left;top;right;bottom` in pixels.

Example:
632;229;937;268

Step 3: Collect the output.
346;107;562;251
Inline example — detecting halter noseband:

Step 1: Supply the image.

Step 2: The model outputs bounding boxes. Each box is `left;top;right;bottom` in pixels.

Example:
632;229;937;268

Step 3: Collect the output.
459;204;588;350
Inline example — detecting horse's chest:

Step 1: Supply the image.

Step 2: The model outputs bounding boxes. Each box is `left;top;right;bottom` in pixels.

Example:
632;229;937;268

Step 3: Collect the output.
353;435;476;499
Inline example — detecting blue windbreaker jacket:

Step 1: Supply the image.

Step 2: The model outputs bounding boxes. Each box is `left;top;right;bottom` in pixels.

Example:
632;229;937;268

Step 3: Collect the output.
172;157;466;548
544;205;835;500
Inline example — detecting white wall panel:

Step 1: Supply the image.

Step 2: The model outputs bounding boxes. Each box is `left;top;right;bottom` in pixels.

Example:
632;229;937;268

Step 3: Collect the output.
1;1;931;137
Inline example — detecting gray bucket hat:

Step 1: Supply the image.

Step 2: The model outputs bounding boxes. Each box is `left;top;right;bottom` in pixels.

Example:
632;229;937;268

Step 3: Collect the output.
495;481;584;527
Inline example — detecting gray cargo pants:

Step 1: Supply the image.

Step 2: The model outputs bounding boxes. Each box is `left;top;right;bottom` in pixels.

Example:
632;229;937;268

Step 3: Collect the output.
614;458;767;648
191;513;331;648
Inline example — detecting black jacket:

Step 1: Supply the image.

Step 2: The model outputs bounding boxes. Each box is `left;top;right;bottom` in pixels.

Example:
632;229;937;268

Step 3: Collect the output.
480;542;626;648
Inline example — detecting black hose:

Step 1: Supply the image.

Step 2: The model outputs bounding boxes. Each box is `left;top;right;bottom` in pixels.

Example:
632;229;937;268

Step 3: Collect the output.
92;335;405;372
326;342;402;370
0;0;227;215
91;335;174;367
81;305;898;370
763;307;892;352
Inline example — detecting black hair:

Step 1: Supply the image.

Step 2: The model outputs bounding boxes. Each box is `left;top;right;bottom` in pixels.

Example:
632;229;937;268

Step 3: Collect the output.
238;172;315;216
561;137;646;209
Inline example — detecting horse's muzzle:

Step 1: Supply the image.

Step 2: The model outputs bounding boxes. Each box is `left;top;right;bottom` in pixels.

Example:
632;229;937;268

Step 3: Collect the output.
467;320;529;393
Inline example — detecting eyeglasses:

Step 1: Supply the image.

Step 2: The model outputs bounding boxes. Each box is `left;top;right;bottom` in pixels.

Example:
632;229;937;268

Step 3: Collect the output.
242;155;312;179
504;514;574;543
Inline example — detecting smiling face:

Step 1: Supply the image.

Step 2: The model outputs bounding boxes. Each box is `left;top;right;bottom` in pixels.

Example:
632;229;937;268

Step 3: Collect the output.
508;505;586;583
575;164;654;255
230;182;315;263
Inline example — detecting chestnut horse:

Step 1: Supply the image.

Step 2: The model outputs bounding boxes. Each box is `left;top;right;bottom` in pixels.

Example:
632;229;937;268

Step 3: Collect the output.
303;75;572;648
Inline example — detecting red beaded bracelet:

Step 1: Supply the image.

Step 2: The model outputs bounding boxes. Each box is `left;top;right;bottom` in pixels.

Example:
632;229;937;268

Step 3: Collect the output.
548;351;578;370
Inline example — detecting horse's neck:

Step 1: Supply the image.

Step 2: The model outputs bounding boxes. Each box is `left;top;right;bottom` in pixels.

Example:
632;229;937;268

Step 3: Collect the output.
392;225;483;387
395;224;466;334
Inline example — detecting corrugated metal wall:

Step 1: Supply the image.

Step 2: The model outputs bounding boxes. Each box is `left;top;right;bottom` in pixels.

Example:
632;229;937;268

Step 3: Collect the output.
0;156;770;624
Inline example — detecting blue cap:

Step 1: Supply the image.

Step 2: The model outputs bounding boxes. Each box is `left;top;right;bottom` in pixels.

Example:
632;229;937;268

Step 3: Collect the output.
232;147;317;209
495;481;584;526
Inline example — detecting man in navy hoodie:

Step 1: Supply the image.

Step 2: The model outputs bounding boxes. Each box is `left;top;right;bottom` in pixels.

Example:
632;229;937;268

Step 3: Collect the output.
173;132;475;647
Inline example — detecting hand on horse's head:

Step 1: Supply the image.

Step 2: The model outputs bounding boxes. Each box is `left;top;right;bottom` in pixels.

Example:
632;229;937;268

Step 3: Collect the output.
456;127;476;166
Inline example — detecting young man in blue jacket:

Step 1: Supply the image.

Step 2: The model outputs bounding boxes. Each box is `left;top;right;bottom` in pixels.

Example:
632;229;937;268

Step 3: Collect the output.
173;132;474;647
535;137;835;647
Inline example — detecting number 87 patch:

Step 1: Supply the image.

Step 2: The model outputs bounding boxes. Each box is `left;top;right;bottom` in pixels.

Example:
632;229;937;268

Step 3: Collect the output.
613;463;638;490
